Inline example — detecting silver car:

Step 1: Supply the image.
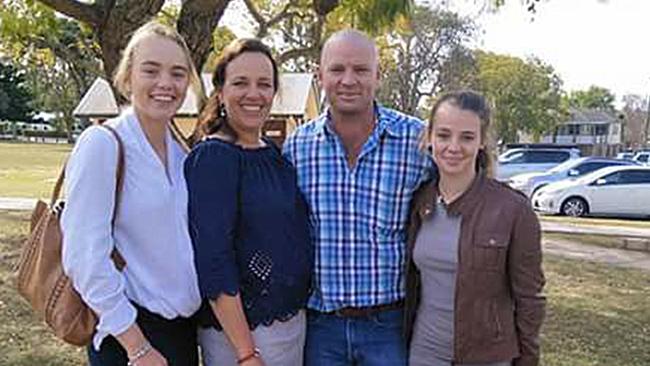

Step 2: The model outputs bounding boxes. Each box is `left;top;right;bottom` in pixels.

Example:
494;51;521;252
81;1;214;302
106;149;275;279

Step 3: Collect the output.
508;157;637;198
496;148;581;181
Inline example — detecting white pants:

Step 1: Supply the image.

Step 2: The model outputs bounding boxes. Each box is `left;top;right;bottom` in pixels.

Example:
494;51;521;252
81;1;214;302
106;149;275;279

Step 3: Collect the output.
199;310;306;366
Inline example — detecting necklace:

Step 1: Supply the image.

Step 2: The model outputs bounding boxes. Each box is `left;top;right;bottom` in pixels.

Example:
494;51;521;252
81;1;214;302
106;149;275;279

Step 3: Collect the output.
438;185;464;205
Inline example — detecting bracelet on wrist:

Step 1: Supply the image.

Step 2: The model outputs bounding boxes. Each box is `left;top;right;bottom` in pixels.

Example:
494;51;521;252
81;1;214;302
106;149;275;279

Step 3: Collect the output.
127;341;152;366
237;347;261;364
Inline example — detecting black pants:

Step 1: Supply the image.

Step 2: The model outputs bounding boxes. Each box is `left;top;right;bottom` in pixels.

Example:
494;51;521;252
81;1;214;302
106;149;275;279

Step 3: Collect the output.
87;303;198;366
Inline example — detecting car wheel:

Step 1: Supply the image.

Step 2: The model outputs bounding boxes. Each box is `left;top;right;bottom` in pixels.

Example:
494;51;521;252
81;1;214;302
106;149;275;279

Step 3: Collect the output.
561;197;589;217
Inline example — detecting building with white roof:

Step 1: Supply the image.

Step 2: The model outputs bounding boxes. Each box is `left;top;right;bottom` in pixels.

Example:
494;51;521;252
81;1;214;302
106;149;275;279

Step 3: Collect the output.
74;73;321;145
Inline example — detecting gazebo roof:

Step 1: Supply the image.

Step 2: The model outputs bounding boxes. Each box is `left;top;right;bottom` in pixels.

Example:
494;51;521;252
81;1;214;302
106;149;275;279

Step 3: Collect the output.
74;73;318;118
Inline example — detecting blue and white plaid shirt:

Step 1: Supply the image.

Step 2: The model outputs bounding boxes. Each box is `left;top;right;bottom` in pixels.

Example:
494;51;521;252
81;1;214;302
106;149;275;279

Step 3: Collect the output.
283;104;434;312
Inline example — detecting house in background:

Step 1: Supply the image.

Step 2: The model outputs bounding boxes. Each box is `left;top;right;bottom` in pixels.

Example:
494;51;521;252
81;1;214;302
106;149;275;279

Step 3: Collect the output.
539;107;623;156
73;73;321;145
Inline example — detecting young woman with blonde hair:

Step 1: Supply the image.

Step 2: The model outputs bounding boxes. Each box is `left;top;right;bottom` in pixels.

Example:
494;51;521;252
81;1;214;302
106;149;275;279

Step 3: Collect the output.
61;22;204;366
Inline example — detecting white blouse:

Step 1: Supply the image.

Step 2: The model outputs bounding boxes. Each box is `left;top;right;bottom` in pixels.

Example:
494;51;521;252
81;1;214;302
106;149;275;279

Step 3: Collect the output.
61;109;201;350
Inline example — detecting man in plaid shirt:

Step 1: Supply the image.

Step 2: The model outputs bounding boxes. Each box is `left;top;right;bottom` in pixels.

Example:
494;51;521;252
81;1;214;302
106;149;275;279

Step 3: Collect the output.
283;29;433;366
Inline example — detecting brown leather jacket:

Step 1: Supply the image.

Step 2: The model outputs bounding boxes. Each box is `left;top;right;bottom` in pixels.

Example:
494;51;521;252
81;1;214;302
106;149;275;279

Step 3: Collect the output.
404;173;546;366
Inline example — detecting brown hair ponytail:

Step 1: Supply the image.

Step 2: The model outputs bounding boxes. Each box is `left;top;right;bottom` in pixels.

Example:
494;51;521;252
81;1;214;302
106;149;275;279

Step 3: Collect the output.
425;90;495;178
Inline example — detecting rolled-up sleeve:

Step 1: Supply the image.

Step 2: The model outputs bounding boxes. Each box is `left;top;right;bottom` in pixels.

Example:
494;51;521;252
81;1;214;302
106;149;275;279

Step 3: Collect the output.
509;203;546;366
185;142;240;299
61;126;136;349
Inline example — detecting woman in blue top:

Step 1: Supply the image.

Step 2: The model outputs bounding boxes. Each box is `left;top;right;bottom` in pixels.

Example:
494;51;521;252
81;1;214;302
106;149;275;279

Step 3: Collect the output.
184;38;313;366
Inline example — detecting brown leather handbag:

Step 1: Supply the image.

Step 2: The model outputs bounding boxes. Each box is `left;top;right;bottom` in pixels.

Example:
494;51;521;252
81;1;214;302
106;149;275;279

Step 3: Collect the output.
14;125;126;346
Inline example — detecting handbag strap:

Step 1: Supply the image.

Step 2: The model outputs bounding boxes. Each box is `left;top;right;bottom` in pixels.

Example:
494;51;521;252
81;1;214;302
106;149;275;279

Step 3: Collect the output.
50;125;125;213
50;125;126;269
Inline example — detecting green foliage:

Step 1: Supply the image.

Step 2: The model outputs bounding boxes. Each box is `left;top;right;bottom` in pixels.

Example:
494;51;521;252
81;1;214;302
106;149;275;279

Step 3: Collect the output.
567;85;616;112
246;0;414;70
156;3;181;27
336;0;412;35
474;51;566;143
0;0;100;141
376;6;476;115
203;27;238;72
0;62;35;122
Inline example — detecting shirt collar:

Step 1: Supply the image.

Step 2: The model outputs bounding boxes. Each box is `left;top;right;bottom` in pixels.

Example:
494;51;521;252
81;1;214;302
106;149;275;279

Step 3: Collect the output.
417;171;488;219
314;102;403;139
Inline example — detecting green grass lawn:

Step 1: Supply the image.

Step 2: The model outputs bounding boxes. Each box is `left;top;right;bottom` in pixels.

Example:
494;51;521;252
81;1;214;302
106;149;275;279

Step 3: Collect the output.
541;256;650;365
1;210;649;365
0;210;85;365
0;142;71;199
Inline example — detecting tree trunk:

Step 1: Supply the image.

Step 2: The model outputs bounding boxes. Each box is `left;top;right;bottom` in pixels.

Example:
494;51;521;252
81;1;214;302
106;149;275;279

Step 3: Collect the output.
95;0;165;84
38;0;165;83
64;112;75;143
177;0;232;72
313;0;339;16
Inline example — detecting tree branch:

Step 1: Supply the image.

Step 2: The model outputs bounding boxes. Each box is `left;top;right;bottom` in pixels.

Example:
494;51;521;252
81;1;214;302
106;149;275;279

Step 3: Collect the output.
243;0;299;38
313;0;339;16
278;45;320;66
267;1;299;28
37;0;103;26
242;0;265;26
177;0;232;71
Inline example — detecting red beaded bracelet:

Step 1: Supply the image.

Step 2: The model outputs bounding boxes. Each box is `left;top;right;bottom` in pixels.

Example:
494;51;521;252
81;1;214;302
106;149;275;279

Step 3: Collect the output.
237;348;261;364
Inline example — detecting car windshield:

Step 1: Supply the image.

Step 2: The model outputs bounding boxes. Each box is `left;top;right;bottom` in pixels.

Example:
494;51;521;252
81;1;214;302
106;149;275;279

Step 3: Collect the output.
547;158;582;173
498;150;521;162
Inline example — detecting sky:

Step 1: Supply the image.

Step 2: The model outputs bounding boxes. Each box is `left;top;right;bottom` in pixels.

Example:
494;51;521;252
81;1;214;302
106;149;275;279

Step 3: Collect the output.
470;0;650;103
220;0;650;104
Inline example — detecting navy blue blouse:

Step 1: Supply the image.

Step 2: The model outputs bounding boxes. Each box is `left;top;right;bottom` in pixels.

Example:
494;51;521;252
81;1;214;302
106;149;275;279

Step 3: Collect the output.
184;138;313;330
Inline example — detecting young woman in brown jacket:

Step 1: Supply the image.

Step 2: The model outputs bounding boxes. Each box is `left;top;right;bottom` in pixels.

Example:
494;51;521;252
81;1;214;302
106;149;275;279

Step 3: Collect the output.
404;90;546;366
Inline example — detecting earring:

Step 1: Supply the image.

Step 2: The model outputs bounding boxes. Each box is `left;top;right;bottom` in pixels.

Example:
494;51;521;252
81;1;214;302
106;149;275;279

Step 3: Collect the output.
218;103;227;118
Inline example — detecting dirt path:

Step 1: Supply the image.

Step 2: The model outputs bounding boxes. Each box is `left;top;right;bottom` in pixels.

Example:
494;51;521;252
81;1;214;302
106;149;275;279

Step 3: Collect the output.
0;197;36;210
544;237;650;272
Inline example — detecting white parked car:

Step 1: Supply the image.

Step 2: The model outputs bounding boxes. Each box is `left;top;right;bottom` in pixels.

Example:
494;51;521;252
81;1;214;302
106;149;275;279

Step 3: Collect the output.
532;165;650;217
633;151;650;165
615;152;635;161
496;148;580;181
508;157;637;198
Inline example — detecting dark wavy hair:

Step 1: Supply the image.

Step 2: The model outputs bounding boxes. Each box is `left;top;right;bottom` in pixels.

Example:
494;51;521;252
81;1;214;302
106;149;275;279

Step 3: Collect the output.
424;90;495;177
190;38;279;146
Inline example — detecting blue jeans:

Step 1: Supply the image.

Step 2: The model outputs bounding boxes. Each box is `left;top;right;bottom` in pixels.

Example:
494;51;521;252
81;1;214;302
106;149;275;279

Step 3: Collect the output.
304;308;407;366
